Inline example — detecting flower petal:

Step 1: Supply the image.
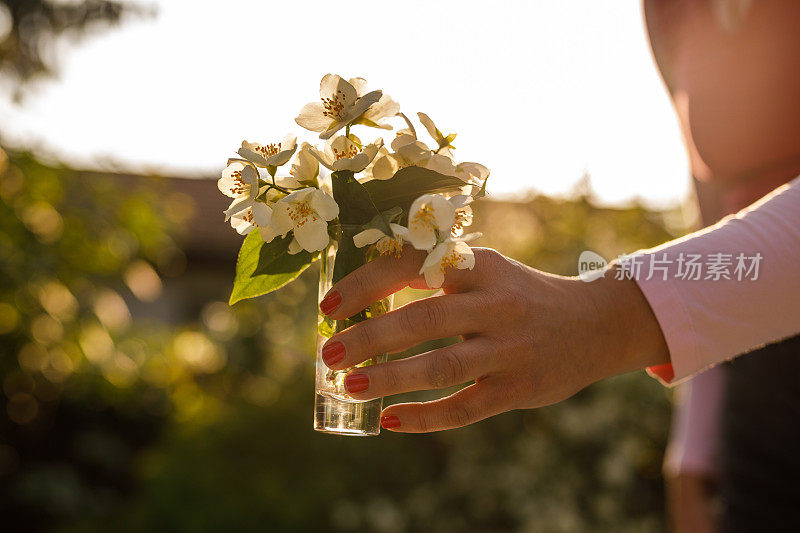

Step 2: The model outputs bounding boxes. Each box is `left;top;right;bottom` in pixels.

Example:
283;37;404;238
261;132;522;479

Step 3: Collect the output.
389;223;409;240
347;89;382;121
295;101;330;132
231;214;255;235
269;203;294;235
348;77;368;97
318;120;349;140
362;93;401;124
251;202;272;225
424;266;445;289
367;151;400;180
310;190;339;221
287;237;303;255
431;194;456;231
360;139;384;165
281;187;314;205
407;223;436;251
453;241;475;270
293;217;329;252
417;112;443;142
291;144;320;184
237;141;270;167
274;175;301;189
425;153;457;176
308;145;335;171
353;228;385;248
224;197;253;221
329;74;357;106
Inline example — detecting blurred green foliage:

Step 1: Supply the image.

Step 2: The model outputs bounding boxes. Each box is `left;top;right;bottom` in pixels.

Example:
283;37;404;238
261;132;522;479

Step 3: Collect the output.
0;148;686;532
0;0;143;88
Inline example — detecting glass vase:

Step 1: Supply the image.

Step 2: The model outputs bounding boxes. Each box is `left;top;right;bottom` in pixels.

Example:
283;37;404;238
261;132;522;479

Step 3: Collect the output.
313;241;392;436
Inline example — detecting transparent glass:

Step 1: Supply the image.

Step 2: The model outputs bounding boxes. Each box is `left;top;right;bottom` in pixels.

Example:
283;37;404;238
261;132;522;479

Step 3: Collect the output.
313;242;393;436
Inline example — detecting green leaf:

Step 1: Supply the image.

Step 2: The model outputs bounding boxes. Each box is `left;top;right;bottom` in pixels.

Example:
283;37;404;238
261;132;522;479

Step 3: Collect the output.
332;226;365;285
329;170;387;286
331;170;389;231
361;206;402;234
229;230;316;305
363;166;466;221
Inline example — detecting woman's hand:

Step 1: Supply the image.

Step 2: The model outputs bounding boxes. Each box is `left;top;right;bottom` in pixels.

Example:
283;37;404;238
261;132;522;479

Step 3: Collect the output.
319;247;670;433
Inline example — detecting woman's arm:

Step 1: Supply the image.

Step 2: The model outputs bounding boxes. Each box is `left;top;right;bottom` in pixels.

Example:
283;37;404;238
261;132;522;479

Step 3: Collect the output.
634;175;800;383
319;177;800;432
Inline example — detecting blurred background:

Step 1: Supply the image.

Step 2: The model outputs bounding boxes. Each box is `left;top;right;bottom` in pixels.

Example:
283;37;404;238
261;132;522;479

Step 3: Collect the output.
1;1;695;531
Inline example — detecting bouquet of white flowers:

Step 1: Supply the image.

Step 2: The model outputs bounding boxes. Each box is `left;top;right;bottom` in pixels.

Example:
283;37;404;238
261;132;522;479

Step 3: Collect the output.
219;74;489;435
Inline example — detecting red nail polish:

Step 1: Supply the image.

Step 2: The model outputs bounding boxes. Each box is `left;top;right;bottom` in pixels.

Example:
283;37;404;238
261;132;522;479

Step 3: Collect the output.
381;415;401;429
319;291;341;315
322;341;345;366
344;373;369;394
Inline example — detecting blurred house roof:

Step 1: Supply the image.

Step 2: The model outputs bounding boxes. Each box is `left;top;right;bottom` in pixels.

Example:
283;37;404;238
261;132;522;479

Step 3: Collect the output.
75;170;241;260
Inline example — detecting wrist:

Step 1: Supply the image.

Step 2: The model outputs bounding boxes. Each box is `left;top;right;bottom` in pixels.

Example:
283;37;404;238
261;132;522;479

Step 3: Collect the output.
585;263;671;379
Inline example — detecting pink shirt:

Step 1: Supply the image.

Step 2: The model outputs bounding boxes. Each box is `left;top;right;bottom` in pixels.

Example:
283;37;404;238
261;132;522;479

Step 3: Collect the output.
631;176;800;475
634;175;800;384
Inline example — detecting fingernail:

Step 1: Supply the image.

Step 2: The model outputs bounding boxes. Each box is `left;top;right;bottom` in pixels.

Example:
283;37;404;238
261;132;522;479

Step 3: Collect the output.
322;341;345;366
381;415;401;429
319;291;341;315
344;373;370;393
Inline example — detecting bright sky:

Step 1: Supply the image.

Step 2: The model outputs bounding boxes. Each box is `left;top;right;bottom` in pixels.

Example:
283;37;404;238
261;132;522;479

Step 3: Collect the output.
0;0;691;207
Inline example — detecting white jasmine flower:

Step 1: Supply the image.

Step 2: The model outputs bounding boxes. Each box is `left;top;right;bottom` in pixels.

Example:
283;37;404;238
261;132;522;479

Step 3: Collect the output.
228;202;279;242
365;134;432;180
453;161;490;186
309;135;383;173
270;188;339;252
295;74;382;140
289;143;320;186
219;161;278;241
237;135;297;168
406;193;456;251
419;234;480;289
353;223;408;256
218;161;258;200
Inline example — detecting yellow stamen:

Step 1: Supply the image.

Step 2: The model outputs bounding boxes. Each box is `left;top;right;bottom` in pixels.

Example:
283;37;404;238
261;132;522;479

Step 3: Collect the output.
321;90;346;119
450;210;472;236
288;201;318;228
410;205;436;230
254;142;281;158
332;143;359;161
440;249;466;272
228;169;249;196
376;237;403;257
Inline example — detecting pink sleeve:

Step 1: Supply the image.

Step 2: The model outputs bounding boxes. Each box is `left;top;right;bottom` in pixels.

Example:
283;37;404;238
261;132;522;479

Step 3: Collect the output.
663;366;724;477
632;175;800;384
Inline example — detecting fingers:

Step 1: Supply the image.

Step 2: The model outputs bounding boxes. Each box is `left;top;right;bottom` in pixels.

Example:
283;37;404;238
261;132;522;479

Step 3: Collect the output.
322;293;486;369
341;338;497;399
321;246;494;321
379;377;511;433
